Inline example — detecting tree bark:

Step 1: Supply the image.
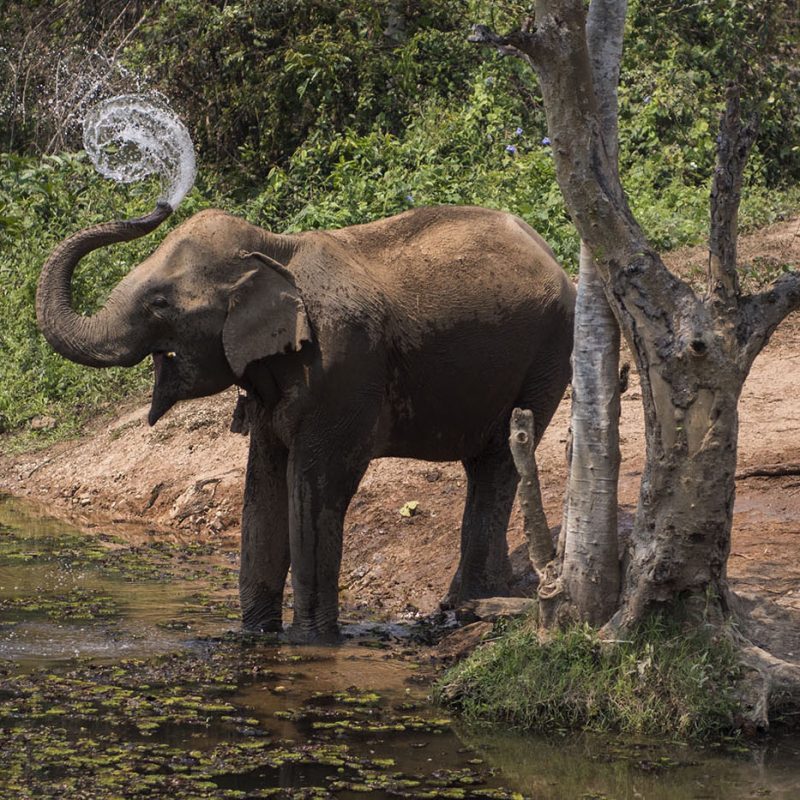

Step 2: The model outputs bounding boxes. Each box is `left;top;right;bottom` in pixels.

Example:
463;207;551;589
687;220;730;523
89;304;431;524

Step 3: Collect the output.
472;0;800;726
560;243;621;625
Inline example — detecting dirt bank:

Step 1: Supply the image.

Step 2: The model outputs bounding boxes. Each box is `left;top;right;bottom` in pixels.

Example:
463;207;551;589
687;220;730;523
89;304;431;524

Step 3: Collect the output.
2;218;799;621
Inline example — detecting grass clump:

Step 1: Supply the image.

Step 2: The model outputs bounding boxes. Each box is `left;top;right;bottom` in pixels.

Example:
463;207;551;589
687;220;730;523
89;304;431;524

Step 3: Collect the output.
435;614;741;741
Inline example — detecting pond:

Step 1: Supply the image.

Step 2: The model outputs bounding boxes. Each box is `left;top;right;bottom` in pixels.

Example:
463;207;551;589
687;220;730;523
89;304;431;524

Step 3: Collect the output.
1;493;799;799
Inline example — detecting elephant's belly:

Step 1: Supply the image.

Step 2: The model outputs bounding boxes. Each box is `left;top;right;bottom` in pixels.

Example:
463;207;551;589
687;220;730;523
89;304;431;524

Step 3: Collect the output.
378;383;518;462
379;427;495;462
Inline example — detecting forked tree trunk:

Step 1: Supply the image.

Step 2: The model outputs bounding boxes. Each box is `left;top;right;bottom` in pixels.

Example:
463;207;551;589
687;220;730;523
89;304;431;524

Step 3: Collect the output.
608;285;742;628
474;0;800;727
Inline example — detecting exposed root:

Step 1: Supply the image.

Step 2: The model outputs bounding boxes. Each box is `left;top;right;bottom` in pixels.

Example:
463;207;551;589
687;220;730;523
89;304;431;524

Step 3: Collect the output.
732;640;800;733
723;590;800;731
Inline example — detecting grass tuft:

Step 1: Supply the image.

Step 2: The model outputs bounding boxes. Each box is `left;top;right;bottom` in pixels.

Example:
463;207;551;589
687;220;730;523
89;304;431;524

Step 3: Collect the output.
435;613;741;740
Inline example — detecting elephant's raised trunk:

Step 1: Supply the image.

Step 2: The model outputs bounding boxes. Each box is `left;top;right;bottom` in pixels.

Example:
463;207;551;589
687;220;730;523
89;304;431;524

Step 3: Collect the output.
36;202;172;367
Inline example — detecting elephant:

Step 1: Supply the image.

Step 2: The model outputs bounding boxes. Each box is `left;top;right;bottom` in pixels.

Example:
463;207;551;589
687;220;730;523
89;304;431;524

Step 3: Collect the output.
37;201;575;642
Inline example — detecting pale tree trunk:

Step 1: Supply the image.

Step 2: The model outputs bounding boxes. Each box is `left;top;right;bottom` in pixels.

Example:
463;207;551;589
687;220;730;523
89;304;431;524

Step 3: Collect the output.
560;242;621;625
514;1;627;627
474;0;800;728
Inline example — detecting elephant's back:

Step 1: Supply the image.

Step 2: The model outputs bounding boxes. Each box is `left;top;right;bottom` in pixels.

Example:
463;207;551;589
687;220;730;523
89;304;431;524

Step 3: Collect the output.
328;205;572;332
293;206;574;461
337;207;574;461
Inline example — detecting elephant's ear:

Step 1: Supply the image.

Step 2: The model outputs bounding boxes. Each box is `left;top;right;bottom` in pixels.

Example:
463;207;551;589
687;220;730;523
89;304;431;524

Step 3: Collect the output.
223;254;313;378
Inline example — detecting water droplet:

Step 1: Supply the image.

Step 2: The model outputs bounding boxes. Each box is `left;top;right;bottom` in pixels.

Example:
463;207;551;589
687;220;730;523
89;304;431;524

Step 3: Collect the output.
82;93;196;209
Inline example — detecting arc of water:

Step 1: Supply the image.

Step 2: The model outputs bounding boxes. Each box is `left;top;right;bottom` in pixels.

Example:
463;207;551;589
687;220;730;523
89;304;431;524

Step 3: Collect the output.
82;94;196;209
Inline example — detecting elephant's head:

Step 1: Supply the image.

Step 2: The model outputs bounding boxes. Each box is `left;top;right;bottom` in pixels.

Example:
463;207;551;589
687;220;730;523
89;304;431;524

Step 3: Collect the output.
36;204;312;425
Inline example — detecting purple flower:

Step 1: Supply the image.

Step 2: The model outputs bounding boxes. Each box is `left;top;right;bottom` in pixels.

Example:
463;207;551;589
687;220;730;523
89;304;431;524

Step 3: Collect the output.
485;76;495;86
541;137;551;146
515;127;524;137
505;144;517;154
405;193;414;203
643;95;652;104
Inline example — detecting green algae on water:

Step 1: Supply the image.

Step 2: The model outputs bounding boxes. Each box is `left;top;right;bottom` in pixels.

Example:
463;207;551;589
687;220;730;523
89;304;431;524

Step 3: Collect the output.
0;587;119;620
0;637;527;799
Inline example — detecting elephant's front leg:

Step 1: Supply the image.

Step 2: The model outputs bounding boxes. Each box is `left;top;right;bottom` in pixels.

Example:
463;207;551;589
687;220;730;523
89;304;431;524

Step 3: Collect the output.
286;432;371;644
239;403;290;632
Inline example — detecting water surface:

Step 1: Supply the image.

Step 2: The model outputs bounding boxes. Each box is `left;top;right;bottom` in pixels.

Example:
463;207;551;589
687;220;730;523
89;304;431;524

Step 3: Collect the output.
1;494;799;798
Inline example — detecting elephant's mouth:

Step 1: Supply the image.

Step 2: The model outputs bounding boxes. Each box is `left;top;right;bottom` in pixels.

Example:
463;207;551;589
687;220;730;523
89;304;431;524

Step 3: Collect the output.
149;350;178;426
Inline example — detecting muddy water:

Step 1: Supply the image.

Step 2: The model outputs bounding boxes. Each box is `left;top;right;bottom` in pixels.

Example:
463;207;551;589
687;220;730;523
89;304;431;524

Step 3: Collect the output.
1;494;800;799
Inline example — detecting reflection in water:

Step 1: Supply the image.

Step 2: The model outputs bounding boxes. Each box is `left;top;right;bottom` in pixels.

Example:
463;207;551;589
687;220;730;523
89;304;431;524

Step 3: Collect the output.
1;493;800;798
460;727;800;800
0;494;237;665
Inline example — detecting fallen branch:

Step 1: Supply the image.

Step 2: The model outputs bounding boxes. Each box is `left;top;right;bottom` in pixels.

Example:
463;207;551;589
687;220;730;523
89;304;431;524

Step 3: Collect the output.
736;462;800;479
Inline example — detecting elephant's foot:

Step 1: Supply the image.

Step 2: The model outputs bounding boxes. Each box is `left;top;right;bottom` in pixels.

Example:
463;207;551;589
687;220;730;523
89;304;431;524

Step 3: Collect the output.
240;590;284;633
442;561;513;609
440;568;463;610
288;602;341;644
242;618;283;634
287;622;341;645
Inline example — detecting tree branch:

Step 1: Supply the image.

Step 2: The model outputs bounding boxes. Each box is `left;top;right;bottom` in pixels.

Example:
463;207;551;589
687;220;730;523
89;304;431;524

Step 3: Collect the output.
468;24;537;66
708;85;759;302
585;0;627;196
470;4;641;275
739;270;800;368
737;462;800;479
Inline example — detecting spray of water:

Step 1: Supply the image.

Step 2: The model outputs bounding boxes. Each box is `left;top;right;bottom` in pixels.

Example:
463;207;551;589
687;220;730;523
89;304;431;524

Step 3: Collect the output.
82;94;196;210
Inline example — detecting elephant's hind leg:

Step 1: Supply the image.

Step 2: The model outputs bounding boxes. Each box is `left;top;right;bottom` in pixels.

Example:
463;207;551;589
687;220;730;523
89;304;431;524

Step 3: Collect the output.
240;403;290;632
444;442;519;607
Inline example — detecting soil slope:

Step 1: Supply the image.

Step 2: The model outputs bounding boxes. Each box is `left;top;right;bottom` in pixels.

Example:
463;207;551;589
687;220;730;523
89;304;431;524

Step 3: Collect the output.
2;218;799;622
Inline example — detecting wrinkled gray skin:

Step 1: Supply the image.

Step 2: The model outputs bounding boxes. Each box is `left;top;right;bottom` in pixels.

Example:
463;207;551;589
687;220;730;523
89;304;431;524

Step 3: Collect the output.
37;202;575;642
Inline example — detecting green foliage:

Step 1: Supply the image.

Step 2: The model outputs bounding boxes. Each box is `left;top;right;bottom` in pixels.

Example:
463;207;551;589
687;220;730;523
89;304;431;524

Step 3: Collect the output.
126;1;543;182
246;65;578;263
622;0;800;188
436;614;741;740
0;1;798;439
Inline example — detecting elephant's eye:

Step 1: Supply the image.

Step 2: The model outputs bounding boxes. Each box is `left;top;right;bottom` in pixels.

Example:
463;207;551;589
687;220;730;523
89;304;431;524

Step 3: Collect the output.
151;295;170;310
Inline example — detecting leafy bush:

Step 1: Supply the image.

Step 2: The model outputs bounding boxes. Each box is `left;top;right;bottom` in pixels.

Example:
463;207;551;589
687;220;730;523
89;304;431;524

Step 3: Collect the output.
622;0;800;189
246;65;578;262
0;151;219;436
